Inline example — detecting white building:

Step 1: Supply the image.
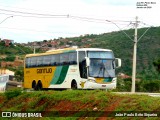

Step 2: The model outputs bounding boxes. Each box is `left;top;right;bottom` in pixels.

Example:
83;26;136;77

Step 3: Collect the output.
0;69;14;75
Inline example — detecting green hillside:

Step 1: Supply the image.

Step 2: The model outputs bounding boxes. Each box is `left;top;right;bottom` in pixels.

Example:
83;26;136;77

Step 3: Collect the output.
0;27;160;80
66;27;160;80
0;90;160;119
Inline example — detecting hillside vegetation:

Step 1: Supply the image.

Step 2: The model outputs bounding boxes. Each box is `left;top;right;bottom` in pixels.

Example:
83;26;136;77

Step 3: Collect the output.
0;27;160;80
67;27;160;80
0;42;32;55
0;89;160;119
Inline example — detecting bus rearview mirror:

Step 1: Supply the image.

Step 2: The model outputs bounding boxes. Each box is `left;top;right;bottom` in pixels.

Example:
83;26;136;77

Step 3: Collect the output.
115;58;121;68
85;57;90;67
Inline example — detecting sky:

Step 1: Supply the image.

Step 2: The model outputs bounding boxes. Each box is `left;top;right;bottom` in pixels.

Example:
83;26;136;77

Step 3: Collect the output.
0;0;159;43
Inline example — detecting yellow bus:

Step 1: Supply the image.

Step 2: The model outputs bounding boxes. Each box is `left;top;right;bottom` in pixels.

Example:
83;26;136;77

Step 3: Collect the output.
24;47;121;90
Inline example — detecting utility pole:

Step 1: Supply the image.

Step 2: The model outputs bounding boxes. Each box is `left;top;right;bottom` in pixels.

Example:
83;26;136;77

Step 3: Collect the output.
33;42;36;54
131;16;138;93
33;46;36;54
106;16;151;93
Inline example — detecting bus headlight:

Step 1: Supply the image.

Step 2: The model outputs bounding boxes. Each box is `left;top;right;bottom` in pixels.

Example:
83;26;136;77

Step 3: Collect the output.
112;78;117;83
88;77;96;82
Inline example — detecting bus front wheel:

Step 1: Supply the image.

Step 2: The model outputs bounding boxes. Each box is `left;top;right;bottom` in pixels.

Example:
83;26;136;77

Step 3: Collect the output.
71;80;77;90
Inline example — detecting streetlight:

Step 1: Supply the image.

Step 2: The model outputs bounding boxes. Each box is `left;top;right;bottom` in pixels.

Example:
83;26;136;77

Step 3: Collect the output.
0;16;13;40
0;16;13;25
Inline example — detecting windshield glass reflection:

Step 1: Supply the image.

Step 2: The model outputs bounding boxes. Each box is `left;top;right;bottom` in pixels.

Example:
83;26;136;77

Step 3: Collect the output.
89;59;115;78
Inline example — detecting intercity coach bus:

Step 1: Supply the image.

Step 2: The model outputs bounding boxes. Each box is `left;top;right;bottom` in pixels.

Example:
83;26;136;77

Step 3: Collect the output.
23;47;121;90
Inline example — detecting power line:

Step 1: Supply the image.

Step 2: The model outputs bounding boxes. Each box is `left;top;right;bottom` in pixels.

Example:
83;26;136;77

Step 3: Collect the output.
0;8;136;24
0;5;136;22
0;8;154;44
140;21;154;27
69;15;131;25
0;10;153;34
137;27;152;42
0;8;68;17
0;12;67;18
106;20;134;41
0;12;129;25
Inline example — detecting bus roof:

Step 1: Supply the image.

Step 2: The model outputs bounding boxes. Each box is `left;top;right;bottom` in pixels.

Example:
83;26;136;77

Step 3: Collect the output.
77;48;112;52
25;48;112;58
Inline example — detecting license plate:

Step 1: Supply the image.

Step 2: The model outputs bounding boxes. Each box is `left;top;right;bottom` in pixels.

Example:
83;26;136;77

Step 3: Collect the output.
102;85;106;87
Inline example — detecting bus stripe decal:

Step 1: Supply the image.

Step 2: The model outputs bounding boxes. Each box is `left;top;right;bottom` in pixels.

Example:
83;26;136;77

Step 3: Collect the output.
50;66;62;84
50;66;69;85
103;78;112;82
55;65;69;84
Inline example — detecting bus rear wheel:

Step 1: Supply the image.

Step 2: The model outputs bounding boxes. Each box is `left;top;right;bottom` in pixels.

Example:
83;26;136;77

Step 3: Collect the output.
32;80;37;90
36;80;43;90
71;80;77;90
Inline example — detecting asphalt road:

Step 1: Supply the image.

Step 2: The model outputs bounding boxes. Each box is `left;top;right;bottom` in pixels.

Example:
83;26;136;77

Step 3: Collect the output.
114;92;160;97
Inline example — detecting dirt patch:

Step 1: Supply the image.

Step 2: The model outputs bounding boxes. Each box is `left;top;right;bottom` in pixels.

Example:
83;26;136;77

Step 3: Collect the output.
44;100;100;117
97;97;125;120
21;98;40;112
37;99;47;106
54;100;77;111
52;100;81;116
0;96;5;111
0;96;4;103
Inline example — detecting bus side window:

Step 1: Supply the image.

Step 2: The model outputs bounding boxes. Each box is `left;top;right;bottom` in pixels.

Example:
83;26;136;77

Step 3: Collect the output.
43;55;51;66
51;54;60;66
30;57;37;67
51;55;55;65
37;56;43;67
69;52;77;65
60;53;69;65
28;58;31;68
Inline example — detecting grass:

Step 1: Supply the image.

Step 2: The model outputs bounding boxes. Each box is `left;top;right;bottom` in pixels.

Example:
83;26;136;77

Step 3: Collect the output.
0;90;160;119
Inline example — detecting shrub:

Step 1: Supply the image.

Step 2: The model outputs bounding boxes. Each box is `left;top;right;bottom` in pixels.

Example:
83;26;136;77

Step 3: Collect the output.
143;80;160;92
4;88;22;100
117;78;160;92
5;55;16;61
116;78;132;92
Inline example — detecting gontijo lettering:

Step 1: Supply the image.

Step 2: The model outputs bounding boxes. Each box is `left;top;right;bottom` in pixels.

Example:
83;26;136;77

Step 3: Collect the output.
37;68;52;74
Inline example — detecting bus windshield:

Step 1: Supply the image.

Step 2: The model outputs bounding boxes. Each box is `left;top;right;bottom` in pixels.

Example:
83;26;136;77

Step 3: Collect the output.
88;51;115;78
89;59;115;78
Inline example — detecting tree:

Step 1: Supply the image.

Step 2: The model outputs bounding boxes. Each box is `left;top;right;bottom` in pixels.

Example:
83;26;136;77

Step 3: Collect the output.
5;55;16;61
153;59;160;73
15;68;24;82
48;44;52;47
43;40;47;43
0;41;5;46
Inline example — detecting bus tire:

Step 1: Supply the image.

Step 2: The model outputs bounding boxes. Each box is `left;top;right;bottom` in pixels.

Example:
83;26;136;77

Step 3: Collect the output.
71;80;77;90
36;80;43;91
32;80;37;90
